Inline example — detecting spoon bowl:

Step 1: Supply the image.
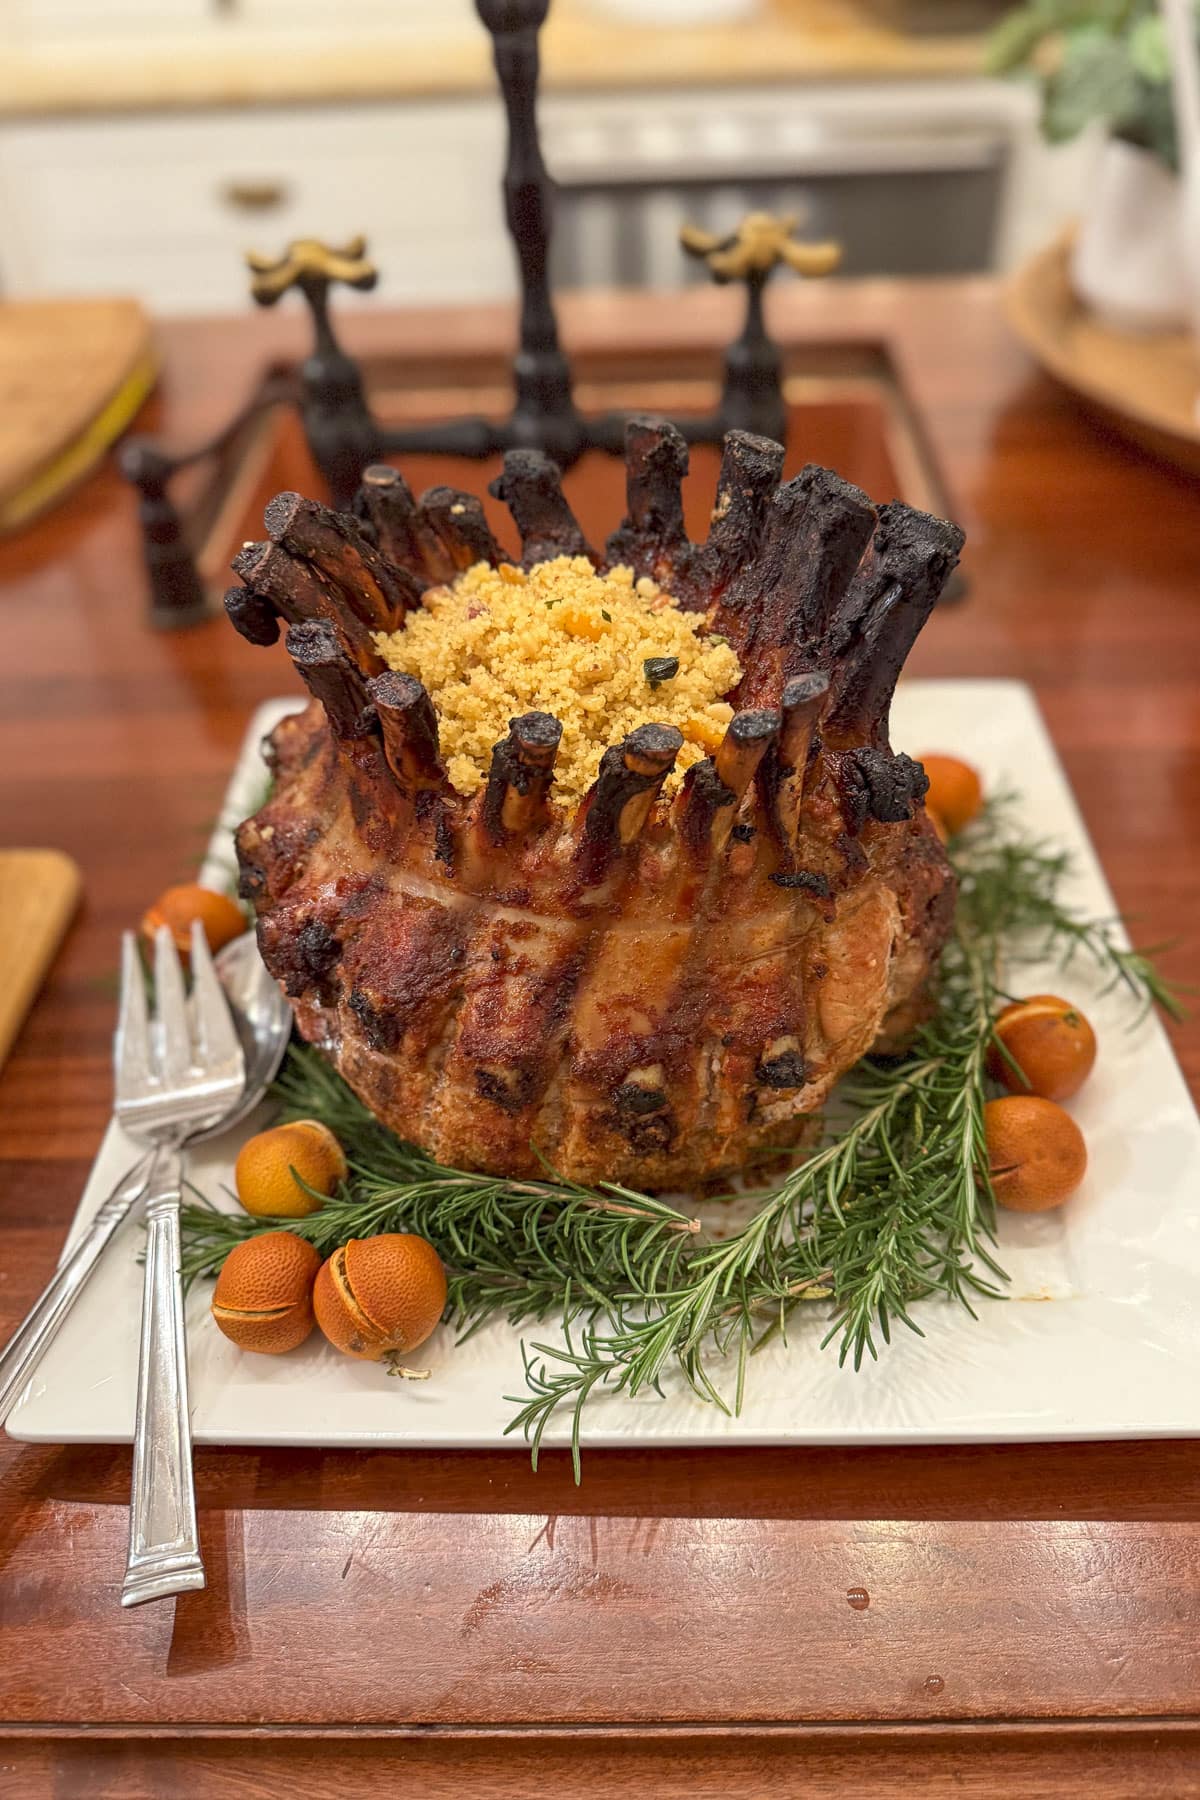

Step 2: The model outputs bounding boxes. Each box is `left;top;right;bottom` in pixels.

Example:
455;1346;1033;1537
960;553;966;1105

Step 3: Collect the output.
198;931;295;1141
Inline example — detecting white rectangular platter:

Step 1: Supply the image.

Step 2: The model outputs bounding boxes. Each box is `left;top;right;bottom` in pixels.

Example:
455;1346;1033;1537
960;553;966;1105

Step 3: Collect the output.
8;679;1200;1450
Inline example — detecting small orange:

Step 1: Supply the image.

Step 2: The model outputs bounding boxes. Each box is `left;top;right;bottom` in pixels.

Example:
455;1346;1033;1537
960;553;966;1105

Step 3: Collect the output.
235;1120;348;1219
211;1231;321;1355
313;1233;447;1363
988;994;1097;1101
141;883;247;960
918;754;983;837
984;1095;1087;1213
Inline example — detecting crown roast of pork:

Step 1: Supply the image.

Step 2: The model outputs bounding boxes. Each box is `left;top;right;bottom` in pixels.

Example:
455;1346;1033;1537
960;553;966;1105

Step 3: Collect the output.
225;418;962;1190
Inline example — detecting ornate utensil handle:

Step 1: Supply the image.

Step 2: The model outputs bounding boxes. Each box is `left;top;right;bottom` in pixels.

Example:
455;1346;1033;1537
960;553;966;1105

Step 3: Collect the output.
121;1149;205;1607
0;1151;154;1427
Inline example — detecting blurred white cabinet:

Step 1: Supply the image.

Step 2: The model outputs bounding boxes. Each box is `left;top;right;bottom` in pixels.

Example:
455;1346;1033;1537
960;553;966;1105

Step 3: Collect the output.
0;79;1092;313
0;101;514;312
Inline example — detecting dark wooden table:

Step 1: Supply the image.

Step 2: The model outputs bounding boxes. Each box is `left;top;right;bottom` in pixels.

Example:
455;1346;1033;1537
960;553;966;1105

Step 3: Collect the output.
2;282;1199;1797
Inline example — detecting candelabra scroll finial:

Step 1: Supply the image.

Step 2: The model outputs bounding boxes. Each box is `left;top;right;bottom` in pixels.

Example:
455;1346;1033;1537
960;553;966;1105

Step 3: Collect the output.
246;236;382;509
246;235;379;308
681;210;842;445
680;212;841;285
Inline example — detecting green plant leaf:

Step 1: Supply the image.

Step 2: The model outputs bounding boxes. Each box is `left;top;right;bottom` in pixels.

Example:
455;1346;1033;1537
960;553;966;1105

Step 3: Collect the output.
985;7;1051;74
1128;14;1170;82
1042;27;1140;141
1117;77;1181;169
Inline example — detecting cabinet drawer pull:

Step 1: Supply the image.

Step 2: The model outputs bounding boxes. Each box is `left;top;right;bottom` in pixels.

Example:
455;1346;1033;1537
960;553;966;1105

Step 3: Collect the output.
220;179;290;212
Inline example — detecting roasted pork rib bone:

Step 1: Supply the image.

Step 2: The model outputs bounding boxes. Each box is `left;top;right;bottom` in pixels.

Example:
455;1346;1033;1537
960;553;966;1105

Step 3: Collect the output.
690;429;785;609
366;670;445;792
461;711;563;890
823;504;966;748
286;621;376;742
826;502;966;664
264;491;416;634
605;415;693;584
419;487;505;573
732;467;875;695
355;464;437;584
489;450;593;567
231;541;384;676
575;723;683;887
758;670;830;849
680;708;780;860
223;583;279;647
715;707;781;800
481;711;563;839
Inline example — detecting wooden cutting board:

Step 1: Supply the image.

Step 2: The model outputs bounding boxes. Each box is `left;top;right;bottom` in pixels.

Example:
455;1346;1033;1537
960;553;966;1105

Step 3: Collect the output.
0;850;82;1069
0;298;157;534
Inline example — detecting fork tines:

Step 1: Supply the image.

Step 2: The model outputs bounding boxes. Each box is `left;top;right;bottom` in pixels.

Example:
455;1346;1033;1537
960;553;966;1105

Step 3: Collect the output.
115;925;244;1130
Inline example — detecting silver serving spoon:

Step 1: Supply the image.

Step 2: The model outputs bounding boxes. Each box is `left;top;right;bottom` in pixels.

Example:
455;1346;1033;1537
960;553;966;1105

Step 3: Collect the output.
205;931;295;1140
0;932;294;1426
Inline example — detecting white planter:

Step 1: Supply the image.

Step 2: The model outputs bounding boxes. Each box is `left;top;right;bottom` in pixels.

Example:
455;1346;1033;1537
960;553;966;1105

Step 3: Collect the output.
1071;139;1191;333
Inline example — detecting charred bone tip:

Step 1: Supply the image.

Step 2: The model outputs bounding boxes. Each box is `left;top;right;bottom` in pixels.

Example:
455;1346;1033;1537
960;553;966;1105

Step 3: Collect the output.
481;709;564;840
361;463;408;493
875;499;965;575
714;430;785;506
777;669;830;767
715;706;780;803
366;669;443;786
726;707;781;747
489;449;591;564
578;722;683;871
796;460;873;516
698;429;786;602
624;413;689;483
678;756;738;860
621;414;688;539
263;490;308;545
356;464;419;532
286;619;375;740
367;668;429;713
758;671;832;847
781;671;831;712
418;485;505;570
509;710;563;761
620;722;685;778
223;584;279;647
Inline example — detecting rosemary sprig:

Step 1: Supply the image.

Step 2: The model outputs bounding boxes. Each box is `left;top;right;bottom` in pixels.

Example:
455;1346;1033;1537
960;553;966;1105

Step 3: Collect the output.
951;796;1186;1022
180;793;1181;1477
180;1046;700;1329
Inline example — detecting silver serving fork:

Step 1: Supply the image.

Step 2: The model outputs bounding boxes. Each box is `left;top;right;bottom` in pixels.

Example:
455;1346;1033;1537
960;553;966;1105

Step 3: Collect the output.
115;922;244;1608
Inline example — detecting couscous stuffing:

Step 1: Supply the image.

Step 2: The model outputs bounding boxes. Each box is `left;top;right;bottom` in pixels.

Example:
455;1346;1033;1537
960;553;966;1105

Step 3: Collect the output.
374;555;742;808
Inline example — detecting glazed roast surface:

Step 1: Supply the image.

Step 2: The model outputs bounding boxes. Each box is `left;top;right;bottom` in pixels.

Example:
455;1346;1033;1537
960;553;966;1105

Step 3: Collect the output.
228;419;962;1189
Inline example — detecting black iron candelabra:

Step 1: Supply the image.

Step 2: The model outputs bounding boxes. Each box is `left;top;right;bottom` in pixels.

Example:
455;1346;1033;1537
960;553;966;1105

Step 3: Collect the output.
121;0;840;627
